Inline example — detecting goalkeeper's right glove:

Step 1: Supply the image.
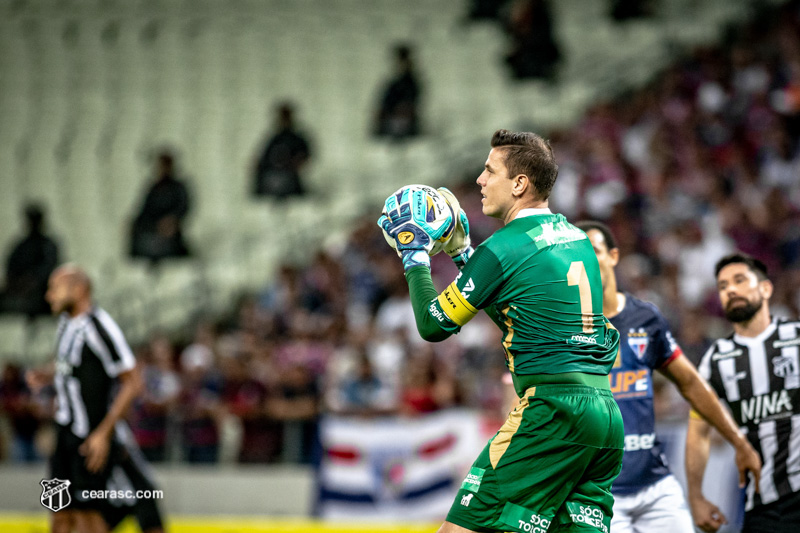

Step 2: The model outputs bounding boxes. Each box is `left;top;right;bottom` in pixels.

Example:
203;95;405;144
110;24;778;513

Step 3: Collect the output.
437;187;474;269
378;190;437;271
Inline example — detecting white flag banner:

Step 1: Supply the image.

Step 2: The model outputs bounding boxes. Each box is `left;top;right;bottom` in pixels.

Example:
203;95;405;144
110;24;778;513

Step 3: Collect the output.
317;409;486;521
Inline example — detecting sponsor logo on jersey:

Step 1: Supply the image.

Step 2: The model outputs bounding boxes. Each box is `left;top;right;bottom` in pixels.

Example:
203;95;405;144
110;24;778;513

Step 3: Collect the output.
773;355;798;378
566;503;609;533
713;349;744;360
461;494;473;507
462;279;475;298
428;302;448;324
623;433;655;452
530;221;587;249
740;390;794;425
500;503;552;533
665;330;680;354
517;513;551;532
627;329;649;359
569;334;598;345
773;337;800;349
460;467;484;493
609;369;649;398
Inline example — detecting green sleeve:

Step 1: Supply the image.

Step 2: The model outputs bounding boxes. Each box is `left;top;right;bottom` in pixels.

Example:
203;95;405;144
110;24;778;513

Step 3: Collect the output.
484;305;501;324
450;243;505;326
404;266;458;342
455;255;503;322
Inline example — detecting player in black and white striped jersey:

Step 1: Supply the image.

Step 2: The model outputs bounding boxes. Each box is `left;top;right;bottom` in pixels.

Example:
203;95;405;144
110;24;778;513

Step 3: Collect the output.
27;264;143;533
687;253;799;533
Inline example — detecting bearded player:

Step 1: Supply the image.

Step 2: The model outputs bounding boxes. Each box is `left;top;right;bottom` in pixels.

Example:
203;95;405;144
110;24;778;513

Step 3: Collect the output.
575;221;760;533
379;130;624;532
688;253;799;533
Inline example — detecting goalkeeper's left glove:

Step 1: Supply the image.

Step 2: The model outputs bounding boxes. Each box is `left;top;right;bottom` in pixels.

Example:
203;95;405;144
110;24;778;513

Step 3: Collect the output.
437;187;474;269
378;196;436;271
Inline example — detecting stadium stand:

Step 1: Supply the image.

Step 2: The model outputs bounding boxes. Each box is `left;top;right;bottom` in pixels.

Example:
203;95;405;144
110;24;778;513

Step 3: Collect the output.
2;4;799;531
0;0;775;362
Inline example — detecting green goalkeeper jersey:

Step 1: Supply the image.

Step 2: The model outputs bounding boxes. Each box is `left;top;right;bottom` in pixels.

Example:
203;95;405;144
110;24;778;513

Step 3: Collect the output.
408;210;619;377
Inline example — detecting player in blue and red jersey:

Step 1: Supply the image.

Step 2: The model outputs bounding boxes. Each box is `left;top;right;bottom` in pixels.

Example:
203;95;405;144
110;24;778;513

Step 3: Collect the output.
576;221;760;533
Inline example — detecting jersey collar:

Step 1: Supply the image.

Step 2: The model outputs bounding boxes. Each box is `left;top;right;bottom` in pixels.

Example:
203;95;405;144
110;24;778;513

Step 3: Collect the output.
62;308;92;326
514;208;552;219
733;317;777;345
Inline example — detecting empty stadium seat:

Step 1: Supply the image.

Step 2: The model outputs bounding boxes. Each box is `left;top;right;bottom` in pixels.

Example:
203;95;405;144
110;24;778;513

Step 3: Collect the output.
0;0;767;350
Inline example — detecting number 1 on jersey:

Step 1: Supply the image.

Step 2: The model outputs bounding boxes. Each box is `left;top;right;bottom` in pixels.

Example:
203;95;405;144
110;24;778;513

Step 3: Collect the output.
567;261;594;333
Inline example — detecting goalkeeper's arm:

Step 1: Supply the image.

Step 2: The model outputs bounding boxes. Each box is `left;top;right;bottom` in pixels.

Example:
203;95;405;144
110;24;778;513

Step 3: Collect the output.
379;186;475;341
405;266;458;342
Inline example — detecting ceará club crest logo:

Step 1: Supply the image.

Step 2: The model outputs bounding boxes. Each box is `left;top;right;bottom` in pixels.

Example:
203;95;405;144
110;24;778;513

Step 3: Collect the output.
40;478;71;512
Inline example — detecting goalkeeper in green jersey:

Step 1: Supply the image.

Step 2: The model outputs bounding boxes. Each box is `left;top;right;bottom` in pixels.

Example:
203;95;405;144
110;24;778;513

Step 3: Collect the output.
378;130;624;533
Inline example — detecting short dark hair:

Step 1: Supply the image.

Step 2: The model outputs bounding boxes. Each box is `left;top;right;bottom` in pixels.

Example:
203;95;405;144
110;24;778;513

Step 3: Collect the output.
574;220;617;250
714;253;769;281
490;129;559;201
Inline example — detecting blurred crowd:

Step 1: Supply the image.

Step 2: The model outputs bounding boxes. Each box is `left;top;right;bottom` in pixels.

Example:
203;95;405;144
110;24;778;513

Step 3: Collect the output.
545;0;800;365
2;2;800;465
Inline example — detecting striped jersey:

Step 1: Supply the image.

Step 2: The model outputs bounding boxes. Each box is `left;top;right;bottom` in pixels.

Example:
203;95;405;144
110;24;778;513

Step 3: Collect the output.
698;317;800;511
53;307;136;438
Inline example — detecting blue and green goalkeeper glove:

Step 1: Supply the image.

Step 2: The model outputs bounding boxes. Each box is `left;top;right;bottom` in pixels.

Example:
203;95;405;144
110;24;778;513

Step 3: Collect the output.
378;188;438;271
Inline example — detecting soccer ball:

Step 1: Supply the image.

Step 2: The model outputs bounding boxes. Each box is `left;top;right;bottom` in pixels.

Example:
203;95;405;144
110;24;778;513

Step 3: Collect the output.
382;184;457;256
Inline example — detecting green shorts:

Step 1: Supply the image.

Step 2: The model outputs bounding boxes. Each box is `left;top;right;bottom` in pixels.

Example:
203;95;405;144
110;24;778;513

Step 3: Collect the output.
446;384;624;532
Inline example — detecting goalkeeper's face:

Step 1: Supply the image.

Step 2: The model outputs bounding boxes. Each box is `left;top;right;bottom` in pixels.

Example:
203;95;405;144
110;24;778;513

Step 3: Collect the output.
477;148;516;220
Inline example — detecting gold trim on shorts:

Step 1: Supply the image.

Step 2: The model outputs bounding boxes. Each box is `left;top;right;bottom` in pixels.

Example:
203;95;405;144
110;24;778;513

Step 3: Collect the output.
490;387;536;468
